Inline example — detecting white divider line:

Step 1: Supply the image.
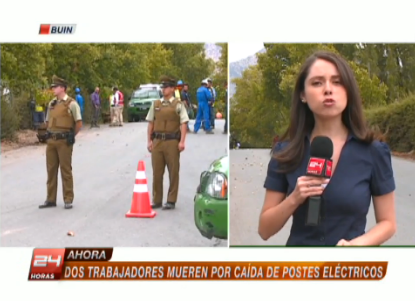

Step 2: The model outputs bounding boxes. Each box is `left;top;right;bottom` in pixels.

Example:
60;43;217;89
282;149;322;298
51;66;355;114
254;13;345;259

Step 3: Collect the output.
136;171;146;179
134;184;148;193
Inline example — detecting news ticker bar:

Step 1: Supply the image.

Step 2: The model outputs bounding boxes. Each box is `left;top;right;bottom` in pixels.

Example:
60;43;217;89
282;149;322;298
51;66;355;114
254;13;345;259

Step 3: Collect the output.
28;248;388;281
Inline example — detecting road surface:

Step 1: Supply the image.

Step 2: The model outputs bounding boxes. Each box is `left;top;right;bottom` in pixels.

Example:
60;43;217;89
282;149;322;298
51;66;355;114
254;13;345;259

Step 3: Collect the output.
229;149;415;246
1;120;228;247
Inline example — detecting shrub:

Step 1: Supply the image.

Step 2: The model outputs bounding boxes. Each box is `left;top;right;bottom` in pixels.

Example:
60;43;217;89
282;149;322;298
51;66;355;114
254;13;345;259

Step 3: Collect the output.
365;94;415;152
1;93;29;141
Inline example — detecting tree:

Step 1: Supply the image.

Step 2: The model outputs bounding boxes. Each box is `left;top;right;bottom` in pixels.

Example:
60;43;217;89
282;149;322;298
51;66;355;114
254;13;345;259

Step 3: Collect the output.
231;43;411;148
1;44;52;95
212;43;228;114
230;66;279;146
1;43;217;140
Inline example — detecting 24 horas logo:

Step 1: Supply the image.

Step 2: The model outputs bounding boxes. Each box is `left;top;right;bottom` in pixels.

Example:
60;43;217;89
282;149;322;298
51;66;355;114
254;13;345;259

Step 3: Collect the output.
28;248;65;280
28;248;112;280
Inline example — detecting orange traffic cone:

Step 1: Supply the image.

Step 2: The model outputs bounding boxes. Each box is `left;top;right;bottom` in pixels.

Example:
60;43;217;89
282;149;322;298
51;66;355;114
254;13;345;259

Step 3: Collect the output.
126;160;156;218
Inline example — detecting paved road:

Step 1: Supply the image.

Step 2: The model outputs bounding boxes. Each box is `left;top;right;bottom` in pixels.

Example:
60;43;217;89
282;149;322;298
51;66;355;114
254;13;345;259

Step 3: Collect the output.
229;149;415;246
1;120;228;247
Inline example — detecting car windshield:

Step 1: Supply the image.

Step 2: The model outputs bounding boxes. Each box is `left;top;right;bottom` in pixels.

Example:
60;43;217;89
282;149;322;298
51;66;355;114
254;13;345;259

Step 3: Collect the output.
133;89;160;99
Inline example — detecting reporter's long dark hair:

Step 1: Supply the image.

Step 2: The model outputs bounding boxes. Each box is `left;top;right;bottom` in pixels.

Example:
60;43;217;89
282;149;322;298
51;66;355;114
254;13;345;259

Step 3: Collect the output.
274;51;378;173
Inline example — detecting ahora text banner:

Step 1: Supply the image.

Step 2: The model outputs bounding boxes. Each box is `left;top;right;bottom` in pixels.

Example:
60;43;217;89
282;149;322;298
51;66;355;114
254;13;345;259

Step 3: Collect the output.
28;248;388;281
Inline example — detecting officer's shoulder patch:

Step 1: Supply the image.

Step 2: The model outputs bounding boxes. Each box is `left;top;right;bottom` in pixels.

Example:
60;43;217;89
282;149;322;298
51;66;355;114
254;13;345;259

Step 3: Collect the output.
154;99;162;110
176;100;183;113
65;96;75;104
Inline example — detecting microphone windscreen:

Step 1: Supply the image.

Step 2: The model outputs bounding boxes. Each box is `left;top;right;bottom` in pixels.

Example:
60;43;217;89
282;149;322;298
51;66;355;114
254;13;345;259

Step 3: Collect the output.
310;136;333;159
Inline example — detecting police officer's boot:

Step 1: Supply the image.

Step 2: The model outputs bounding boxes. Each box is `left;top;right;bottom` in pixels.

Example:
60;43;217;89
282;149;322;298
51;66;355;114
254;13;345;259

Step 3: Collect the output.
39;201;56;209
151;202;162;209
162;202;175;210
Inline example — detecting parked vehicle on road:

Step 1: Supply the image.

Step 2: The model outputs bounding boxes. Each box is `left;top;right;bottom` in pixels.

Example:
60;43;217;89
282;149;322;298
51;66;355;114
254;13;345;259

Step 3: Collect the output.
194;155;228;240
127;84;162;122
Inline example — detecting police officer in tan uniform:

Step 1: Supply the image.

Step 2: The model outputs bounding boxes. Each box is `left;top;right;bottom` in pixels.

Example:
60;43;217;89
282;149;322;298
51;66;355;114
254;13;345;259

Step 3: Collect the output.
146;76;189;210
39;76;82;210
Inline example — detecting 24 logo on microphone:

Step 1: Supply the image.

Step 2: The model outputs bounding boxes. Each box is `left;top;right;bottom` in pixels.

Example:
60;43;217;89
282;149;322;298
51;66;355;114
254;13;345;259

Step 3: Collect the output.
306;157;325;175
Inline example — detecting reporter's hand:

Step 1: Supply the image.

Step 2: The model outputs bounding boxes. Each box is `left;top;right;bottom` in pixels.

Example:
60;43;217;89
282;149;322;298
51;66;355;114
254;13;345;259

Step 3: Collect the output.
336;239;352;246
290;176;329;206
147;141;153;152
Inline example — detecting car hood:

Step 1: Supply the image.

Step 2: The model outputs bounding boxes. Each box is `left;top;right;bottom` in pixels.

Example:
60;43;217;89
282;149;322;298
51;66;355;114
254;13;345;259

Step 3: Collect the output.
130;97;156;105
207;155;228;177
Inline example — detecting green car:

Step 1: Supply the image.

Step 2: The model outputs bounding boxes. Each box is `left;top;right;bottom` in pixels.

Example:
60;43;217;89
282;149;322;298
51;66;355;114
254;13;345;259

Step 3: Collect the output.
194;155;228;240
127;84;162;122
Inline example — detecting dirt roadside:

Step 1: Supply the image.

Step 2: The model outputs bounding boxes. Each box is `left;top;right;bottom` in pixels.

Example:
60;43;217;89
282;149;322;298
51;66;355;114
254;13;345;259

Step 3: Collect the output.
1;130;40;153
1;129;98;154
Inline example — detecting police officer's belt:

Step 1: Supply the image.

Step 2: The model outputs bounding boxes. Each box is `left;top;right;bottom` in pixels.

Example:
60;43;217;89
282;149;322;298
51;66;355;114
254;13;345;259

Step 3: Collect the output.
153;132;180;140
47;132;70;140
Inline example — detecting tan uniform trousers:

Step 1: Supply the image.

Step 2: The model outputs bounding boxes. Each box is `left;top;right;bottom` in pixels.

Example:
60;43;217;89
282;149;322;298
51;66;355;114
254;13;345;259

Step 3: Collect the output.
111;106;123;126
46;139;74;203
110;106;117;124
151;139;180;204
117;106;124;125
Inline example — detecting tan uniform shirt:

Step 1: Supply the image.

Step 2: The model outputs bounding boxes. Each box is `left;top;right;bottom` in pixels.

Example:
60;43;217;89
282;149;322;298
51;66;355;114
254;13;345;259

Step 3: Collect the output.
46;94;82;122
146;96;189;124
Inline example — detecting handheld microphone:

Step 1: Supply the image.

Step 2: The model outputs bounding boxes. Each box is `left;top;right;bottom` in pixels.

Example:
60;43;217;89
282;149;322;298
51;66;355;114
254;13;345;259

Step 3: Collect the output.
305;136;333;226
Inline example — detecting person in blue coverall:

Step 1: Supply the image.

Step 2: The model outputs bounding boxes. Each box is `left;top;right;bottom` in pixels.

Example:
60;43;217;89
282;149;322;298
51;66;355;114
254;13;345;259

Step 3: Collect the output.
75;88;84;120
193;79;214;134
207;78;216;129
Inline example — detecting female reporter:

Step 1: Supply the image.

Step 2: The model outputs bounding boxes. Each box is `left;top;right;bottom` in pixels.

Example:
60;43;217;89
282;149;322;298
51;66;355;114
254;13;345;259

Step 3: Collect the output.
258;51;396;246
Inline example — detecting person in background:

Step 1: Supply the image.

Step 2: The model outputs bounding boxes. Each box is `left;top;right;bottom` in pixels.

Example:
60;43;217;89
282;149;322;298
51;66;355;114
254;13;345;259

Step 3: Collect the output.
112;87;124;127
193;79;213;134
108;93;115;126
29;96;45;130
75;88;84;121
181;83;192;132
29;97;36;129
207;78;216;129
223;81;228;135
175;80;184;100
90;87;101;128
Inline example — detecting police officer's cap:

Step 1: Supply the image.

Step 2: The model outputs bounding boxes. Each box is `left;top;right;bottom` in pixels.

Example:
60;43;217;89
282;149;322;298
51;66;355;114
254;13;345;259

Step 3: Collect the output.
160;76;176;88
50;75;68;88
201;79;209;85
